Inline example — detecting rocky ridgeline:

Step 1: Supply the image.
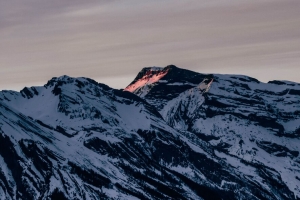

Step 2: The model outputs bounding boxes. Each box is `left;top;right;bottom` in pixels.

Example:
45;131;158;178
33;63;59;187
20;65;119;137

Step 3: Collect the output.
0;65;299;199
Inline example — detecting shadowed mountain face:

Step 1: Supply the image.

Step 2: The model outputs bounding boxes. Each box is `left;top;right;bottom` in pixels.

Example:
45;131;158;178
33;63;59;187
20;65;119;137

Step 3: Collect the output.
0;66;300;199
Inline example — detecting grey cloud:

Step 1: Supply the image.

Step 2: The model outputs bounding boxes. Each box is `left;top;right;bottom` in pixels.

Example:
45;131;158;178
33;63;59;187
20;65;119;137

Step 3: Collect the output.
0;0;300;90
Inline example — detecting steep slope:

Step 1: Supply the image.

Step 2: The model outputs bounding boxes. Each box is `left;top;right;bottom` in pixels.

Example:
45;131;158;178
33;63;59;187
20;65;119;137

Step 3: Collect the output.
1;67;299;199
126;65;300;198
125;65;208;110
0;75;286;200
1;76;163;135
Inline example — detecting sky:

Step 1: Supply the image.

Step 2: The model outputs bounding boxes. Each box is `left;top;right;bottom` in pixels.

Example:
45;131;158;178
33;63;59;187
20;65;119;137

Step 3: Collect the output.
0;0;300;91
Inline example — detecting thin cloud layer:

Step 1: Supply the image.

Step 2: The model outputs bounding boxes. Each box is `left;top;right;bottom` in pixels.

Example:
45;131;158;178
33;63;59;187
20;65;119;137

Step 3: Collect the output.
0;0;300;90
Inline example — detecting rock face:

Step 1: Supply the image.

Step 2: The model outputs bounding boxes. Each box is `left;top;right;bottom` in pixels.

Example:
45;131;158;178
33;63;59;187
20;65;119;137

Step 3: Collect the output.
0;66;299;200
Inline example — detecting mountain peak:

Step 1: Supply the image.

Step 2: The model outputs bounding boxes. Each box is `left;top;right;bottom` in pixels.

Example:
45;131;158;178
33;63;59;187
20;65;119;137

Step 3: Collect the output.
124;65;207;98
1;66;300;199
165;64;178;70
124;66;168;93
124;65;195;93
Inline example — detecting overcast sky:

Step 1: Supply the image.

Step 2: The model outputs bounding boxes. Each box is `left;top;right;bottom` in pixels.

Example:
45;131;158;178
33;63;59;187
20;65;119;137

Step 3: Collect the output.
1;0;300;91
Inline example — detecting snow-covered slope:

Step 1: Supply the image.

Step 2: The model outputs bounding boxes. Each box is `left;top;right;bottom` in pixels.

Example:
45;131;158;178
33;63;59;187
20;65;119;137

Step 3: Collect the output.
126;65;300;199
124;67;166;96
125;65;208;111
0;66;299;200
0;75;261;200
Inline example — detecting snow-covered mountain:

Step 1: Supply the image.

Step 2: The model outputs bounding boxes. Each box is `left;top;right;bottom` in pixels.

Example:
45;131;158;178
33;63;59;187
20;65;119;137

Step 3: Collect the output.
126;65;300;199
0;66;299;199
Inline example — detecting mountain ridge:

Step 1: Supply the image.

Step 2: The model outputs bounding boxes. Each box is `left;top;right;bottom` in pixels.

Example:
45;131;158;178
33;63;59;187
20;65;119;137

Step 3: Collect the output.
0;65;299;199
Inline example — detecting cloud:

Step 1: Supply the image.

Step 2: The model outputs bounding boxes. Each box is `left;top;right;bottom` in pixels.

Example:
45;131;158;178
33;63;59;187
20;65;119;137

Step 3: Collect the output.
0;0;300;90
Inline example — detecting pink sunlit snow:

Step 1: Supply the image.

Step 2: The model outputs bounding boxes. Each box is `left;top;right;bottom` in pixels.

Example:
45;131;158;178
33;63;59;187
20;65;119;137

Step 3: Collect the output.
124;68;168;92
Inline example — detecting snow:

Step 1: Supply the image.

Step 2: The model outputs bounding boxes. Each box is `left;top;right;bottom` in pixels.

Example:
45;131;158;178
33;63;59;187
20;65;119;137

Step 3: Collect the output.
195;114;300;196
114;102;151;131
180;135;208;156
170;165;193;174
282;119;300;133
124;68;168;93
167;82;197;86
103;187;140;200
220;180;237;188
0;187;8;200
0;69;300;199
198;78;213;92
0;155;15;185
160;86;205;130
0;155;16;199
215;151;270;190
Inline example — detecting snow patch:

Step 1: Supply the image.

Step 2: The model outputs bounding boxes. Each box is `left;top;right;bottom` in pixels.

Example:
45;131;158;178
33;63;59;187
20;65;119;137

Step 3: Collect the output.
124;69;168;93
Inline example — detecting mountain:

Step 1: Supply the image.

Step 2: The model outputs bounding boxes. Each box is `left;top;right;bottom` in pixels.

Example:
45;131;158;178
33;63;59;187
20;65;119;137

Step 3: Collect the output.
126;65;300;199
0;66;299;199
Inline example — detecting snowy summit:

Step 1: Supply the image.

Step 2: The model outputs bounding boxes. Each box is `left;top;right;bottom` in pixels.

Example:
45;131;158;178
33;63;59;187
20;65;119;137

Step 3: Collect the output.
0;65;300;199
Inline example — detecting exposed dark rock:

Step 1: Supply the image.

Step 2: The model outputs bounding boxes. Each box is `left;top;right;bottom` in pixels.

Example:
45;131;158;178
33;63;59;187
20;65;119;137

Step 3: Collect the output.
257;141;299;158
